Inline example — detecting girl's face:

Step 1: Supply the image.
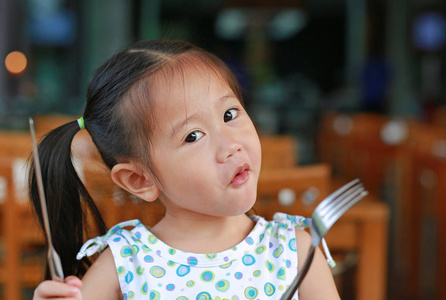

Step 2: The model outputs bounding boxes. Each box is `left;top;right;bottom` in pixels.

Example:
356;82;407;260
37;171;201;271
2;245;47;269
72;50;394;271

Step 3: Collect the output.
148;65;262;219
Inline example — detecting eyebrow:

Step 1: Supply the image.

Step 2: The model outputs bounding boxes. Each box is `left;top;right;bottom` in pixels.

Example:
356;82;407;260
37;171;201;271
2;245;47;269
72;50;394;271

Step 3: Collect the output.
171;112;198;138
170;94;236;138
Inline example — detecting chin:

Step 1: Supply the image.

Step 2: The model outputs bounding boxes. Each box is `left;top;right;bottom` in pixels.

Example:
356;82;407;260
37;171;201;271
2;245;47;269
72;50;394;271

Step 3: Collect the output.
237;193;258;215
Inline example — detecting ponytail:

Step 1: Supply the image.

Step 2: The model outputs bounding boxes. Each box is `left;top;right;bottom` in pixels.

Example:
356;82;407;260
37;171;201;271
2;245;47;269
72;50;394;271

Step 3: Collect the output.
28;120;107;279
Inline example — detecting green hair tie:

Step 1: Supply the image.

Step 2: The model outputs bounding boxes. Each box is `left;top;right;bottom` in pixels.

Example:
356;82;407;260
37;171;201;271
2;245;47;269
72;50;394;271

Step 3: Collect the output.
77;117;85;130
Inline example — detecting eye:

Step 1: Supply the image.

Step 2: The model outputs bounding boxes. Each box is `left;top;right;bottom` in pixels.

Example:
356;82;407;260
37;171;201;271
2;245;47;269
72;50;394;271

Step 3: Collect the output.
184;131;204;143
224;108;239;122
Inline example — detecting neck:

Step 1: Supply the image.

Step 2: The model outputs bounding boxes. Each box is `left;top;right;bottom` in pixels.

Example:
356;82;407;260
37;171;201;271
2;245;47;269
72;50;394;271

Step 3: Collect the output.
150;213;255;253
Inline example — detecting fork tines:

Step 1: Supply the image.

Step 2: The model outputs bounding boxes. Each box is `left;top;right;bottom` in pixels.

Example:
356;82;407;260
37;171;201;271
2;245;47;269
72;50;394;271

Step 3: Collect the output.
317;179;368;225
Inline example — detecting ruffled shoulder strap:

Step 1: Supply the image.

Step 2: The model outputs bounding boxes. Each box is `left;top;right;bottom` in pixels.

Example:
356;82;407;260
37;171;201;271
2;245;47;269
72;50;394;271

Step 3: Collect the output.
273;212;312;228
76;219;142;260
273;212;336;268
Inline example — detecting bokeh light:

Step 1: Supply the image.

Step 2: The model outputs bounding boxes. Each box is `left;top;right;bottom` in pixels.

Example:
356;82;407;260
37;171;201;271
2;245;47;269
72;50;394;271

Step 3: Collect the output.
5;51;27;76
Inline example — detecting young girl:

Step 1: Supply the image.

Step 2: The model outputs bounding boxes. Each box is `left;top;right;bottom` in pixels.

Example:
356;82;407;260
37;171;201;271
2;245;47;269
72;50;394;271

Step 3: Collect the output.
30;40;340;300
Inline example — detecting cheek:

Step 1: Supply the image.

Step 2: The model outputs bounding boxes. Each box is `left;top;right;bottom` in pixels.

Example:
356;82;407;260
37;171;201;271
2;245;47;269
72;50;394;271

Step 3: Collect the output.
248;134;262;172
155;152;212;193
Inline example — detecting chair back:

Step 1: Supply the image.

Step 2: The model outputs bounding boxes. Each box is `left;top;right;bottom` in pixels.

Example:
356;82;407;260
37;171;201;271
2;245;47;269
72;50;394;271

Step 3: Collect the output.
260;135;297;170
255;163;331;220
0;157;45;300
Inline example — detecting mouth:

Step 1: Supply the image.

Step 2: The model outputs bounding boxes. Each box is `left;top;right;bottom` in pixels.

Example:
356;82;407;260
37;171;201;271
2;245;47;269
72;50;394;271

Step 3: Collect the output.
230;163;250;186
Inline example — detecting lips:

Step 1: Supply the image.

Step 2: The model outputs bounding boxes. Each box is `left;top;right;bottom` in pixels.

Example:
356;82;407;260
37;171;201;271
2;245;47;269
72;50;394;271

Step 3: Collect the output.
230;163;250;185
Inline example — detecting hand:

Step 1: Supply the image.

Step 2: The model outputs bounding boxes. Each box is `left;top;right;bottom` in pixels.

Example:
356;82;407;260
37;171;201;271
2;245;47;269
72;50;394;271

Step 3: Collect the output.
33;276;83;299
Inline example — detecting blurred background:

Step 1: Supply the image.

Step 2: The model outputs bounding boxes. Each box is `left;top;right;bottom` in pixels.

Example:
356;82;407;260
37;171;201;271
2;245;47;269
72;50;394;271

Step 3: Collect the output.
1;0;445;299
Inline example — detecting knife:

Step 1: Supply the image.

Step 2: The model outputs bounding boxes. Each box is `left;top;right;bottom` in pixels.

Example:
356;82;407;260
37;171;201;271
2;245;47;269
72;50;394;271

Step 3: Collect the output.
29;117;65;281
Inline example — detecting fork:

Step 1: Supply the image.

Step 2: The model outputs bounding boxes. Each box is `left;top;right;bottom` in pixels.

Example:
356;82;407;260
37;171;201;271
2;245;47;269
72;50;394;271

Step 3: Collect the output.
280;179;368;300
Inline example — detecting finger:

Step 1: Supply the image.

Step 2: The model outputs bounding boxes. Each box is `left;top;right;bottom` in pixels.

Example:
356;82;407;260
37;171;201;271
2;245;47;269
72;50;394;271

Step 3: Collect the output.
65;276;83;289
34;280;80;298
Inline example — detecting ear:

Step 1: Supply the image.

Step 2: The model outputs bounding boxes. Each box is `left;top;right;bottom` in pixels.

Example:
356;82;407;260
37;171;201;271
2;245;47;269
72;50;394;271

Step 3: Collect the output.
111;163;160;202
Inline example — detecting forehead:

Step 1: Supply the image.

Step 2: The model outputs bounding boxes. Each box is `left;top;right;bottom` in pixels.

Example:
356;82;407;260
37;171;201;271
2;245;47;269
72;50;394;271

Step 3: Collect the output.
149;61;232;110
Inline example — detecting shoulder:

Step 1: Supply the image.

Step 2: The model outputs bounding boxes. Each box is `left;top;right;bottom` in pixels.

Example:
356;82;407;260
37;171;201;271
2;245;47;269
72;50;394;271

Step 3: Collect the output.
81;248;122;300
294;227;311;244
294;228;312;266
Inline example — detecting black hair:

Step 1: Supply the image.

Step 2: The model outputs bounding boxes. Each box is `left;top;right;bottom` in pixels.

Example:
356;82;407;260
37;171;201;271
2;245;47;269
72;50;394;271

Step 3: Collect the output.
28;40;244;278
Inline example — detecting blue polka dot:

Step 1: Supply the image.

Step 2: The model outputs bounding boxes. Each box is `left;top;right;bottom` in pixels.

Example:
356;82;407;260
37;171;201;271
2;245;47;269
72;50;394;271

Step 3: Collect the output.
187;256;198;266
289;238;297;252
242;254;256;266
264;282;276;296
234;272;243;279
176;265;191;277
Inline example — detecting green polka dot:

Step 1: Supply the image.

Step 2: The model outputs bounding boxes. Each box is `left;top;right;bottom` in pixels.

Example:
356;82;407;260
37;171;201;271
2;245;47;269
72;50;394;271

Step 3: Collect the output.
149;290;160;300
266;260;275;272
274;244;284;258
167;260;176;267
200;270;215;282
277;267;286;280
141;282;148;295
148;234;158;244
205;253;217;260
186;280;195;287
132;245;140;255
264;282;276;296
121;246;132;257
150;266;166;278
219;262;232;269
244;287;258;299
117;266;125;275
136;266;144;275
255;245;266;254
215;279;230;292
253;270;261;277
196;292;212;300
142;245;152;253
128;291;135;299
168;248;176;255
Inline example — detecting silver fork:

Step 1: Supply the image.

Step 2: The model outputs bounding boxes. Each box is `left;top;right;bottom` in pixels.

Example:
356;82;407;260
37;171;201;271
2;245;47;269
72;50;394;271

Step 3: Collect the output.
280;179;368;300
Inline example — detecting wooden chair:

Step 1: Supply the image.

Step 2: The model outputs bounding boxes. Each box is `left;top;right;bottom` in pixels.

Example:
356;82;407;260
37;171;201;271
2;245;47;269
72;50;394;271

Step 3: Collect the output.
255;163;331;219
399;123;446;300
259;134;297;170
0;131;32;158
0;157;46;300
317;112;355;179
431;106;446;128
33;114;76;138
256;163;389;300
318;112;411;198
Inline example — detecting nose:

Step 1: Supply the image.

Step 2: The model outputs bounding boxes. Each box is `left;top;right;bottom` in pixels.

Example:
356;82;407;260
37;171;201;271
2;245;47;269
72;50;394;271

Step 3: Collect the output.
216;129;242;163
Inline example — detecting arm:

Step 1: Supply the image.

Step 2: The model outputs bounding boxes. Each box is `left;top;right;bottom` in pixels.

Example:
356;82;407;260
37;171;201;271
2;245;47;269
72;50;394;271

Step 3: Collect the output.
81;247;123;300
295;228;340;300
33;248;122;300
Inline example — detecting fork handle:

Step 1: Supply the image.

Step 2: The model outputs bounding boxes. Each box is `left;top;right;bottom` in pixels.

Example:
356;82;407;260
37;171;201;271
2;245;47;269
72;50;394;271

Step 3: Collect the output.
280;245;316;300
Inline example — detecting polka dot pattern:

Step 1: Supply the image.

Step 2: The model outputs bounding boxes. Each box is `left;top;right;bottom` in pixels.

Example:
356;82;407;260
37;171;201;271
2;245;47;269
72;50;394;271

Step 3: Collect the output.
78;213;305;300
